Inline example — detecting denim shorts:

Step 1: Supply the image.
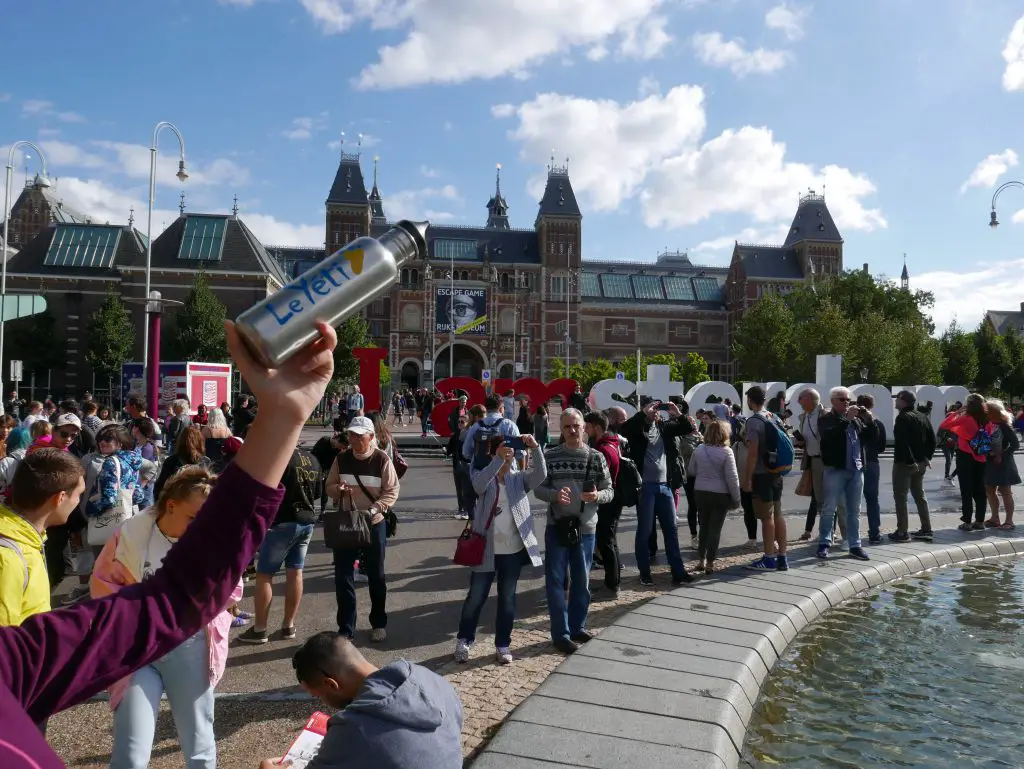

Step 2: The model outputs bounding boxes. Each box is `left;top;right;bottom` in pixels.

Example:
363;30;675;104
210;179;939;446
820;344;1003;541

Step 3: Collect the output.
257;521;314;574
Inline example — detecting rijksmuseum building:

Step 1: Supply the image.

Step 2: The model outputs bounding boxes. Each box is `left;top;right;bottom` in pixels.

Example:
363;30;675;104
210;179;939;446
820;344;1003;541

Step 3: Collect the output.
0;149;846;396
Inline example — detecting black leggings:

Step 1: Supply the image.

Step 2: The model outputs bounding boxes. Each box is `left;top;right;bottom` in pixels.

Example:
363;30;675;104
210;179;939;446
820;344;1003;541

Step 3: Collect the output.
956;449;987;524
684;478;697;536
740;491;757;540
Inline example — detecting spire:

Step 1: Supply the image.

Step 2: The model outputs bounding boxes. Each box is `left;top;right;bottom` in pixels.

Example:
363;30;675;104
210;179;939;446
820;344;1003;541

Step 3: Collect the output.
783;188;843;247
178;192;186;216
326;131;369;207
128;206;135;228
368;155;386;225
536;153;581;222
486;162;510;230
901;253;909;290
232;194;239;219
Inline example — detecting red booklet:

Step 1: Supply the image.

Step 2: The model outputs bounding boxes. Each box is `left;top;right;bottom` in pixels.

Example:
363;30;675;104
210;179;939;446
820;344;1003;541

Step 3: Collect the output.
282;711;330;769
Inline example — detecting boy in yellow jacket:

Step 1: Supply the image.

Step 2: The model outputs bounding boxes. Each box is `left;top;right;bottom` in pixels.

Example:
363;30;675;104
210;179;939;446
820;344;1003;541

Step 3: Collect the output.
0;448;85;626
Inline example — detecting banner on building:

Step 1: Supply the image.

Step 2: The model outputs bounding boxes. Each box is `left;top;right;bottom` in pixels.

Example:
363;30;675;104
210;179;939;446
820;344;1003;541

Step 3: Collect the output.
435;286;487;335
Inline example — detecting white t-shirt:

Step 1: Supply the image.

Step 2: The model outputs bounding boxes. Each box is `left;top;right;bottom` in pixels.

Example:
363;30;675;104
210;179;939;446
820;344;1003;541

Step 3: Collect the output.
141;523;178;580
492;483;524;556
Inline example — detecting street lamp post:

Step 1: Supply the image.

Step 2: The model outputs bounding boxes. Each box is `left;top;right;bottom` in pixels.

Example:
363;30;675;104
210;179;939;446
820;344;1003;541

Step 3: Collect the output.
144;122;188;415
989;180;1024;229
564;269;579;372
2;142;50;389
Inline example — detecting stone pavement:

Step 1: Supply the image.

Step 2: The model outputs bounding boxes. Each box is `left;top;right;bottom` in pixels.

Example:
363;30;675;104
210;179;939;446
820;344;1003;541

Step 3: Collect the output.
46;451;1024;768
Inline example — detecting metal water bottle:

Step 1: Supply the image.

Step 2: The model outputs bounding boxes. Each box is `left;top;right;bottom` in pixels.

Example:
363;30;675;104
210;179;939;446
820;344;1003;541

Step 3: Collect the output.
235;219;428;367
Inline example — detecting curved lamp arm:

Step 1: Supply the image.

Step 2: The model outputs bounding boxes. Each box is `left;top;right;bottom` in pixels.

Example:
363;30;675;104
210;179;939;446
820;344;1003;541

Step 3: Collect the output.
6;141;49;180
153;121;188;180
989;180;1024;228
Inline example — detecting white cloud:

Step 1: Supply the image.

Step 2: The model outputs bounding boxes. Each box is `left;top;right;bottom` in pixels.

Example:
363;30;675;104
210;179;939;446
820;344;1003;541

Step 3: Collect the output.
20;99;85;123
46;177;174;229
692;32;790;76
495;85;707;211
385;185;460;222
638;75;661;97
38;140;106;169
89;140;250;187
243;213;324;246
913;259;1024;333
283;114;330;140
961;149;1018;192
496;87;885;234
420;166;440;178
295;0;673;89
693;223;792;254
1013;208;1024;224
1003;15;1024;92
765;3;807;41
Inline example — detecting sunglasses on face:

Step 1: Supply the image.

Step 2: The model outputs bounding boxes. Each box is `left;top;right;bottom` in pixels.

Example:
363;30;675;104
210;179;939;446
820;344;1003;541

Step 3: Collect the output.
58;430;78;439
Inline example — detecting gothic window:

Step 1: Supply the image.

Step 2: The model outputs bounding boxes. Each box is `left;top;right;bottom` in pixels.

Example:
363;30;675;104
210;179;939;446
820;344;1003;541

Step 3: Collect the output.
400;268;409;286
411;268;419;286
500;273;510;291
332;224;341;247
550;275;568;300
401;304;422;331
499;308;516;334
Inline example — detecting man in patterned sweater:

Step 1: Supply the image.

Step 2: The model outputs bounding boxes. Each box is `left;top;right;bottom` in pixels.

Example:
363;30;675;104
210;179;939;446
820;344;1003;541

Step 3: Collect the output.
535;408;613;655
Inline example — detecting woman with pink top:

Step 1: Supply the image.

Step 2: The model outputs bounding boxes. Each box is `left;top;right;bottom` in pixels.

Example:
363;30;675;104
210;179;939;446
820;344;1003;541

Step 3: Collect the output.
0;320;337;769
939;393;989;531
982;399;1020;530
91;465;228;768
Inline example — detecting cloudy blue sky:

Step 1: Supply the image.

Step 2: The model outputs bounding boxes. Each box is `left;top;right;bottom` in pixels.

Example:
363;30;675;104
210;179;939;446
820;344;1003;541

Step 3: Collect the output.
3;0;1024;330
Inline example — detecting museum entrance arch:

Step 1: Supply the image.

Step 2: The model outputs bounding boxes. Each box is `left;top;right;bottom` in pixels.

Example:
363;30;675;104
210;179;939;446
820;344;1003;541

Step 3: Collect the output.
435;342;486;380
399;360;421;390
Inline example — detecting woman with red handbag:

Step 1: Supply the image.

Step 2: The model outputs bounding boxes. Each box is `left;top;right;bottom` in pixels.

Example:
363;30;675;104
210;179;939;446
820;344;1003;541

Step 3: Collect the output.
453;433;545;666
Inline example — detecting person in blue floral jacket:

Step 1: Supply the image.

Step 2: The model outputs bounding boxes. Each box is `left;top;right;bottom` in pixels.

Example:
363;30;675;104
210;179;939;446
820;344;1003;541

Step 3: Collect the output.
87;424;144;519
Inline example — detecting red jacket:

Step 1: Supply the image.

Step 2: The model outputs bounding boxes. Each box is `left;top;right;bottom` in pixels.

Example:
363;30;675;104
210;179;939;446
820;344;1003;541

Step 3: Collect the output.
593;433;621;485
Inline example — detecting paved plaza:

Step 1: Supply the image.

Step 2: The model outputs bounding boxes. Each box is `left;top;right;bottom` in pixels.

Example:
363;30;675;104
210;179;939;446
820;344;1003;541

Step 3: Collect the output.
45;440;1024;767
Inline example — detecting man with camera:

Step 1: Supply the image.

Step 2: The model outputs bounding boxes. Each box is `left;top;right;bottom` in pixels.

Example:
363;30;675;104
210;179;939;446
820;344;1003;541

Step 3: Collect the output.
534;408;613;655
816;387;870;561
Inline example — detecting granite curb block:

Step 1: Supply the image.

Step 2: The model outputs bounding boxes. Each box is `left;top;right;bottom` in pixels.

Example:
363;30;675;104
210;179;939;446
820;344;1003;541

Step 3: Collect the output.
471;530;1024;769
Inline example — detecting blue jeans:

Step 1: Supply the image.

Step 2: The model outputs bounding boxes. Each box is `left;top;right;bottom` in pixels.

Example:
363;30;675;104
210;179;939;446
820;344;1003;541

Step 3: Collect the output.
820;468;863;549
457;549;529;647
333;520;387;637
544;526;595;641
635;482;686;580
257;521;314;574
111;632;215;769
863;461;881;540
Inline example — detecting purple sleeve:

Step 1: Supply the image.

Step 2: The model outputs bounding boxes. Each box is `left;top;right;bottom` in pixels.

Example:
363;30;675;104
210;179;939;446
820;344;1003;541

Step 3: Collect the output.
0;461;284;722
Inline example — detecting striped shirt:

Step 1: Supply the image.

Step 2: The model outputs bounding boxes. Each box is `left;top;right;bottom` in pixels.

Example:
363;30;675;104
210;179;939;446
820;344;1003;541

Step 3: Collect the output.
326;447;399;526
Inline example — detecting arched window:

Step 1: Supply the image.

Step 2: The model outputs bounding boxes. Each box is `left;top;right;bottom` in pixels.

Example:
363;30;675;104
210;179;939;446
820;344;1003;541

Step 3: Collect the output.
401;304;422;331
460;270;469;281
500;273;510;291
400;268;409;286
411;268;419;286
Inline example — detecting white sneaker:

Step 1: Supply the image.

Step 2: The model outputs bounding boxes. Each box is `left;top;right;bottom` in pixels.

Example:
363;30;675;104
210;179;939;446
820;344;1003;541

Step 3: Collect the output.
371;628;387;643
690;536;699;548
454;639;472;663
495;646;513;665
838;539;849;551
354;572;369;583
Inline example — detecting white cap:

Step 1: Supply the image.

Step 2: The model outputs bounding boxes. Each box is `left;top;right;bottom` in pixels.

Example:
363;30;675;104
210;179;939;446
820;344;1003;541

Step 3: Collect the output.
346;416;375;436
55;413;82;430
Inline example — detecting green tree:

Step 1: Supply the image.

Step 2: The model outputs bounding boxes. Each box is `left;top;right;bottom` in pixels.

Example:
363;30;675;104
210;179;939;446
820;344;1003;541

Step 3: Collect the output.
333;315;373;386
890;321;944;385
940;319;979;388
567;358;617;392
85;285;136;382
975;321;1011;393
731;293;796;381
166;270;228;361
792;299;851;382
845;311;900;384
547;356;567;380
676;352;711;388
1000;327;1024;400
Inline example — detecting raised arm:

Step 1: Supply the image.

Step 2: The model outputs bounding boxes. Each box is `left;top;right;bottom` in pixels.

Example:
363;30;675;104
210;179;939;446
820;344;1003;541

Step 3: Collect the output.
0;320;336;723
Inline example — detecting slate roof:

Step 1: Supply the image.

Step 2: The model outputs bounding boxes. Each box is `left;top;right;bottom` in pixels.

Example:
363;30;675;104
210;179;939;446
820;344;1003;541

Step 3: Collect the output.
327;154;369;206
987;308;1024;335
783;192;843;247
117;214;288;285
537;167;581;218
735;244;805;280
4;223;143;278
580;262;728;308
425;225;540;264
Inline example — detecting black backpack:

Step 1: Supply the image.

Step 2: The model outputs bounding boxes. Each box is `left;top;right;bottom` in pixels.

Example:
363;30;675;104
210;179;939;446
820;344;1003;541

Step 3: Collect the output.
472;417;506;471
614;451;642;508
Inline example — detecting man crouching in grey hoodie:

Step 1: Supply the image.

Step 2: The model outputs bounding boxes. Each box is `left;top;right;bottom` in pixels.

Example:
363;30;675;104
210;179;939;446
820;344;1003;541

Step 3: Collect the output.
260;632;464;768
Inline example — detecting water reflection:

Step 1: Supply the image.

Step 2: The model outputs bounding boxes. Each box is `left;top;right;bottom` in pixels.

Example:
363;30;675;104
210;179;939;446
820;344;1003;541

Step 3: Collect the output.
744;558;1024;768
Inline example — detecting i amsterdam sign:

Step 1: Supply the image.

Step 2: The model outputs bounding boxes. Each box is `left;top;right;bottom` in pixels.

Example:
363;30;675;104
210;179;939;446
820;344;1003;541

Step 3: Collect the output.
352;350;969;440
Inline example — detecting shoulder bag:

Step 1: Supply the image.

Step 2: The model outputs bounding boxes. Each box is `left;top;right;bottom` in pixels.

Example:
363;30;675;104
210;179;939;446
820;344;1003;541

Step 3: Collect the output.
453;490;499;567
352;470;398;539
323;487;372;550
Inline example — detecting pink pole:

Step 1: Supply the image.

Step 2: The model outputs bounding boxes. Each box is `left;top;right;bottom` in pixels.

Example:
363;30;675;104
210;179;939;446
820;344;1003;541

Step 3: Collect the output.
147;305;161;418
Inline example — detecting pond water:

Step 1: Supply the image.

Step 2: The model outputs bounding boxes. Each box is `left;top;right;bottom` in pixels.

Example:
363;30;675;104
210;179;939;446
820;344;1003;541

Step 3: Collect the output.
743;557;1024;768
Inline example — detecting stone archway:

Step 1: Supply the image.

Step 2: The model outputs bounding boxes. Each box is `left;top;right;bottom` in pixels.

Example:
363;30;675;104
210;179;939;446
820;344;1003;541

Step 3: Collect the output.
398;359;421;390
435;341;487;380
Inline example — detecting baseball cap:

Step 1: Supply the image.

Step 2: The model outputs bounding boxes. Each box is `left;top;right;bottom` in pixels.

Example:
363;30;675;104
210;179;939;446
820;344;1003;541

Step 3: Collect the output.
55;413;82;430
346;416;375;436
224;436;244;454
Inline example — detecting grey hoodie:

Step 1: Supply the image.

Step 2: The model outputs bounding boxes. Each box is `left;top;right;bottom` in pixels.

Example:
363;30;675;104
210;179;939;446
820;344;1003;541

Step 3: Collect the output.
310;660;463;769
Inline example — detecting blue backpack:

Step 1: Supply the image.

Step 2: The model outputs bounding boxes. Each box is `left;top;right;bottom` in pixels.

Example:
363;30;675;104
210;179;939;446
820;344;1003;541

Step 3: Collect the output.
751;412;794;476
969;428;993;456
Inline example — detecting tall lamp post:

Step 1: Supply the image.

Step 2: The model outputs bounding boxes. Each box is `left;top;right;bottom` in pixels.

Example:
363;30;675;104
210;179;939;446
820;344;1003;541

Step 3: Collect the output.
144;122;188;415
2;142;50;389
988;180;1024;229
565;269;579;372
